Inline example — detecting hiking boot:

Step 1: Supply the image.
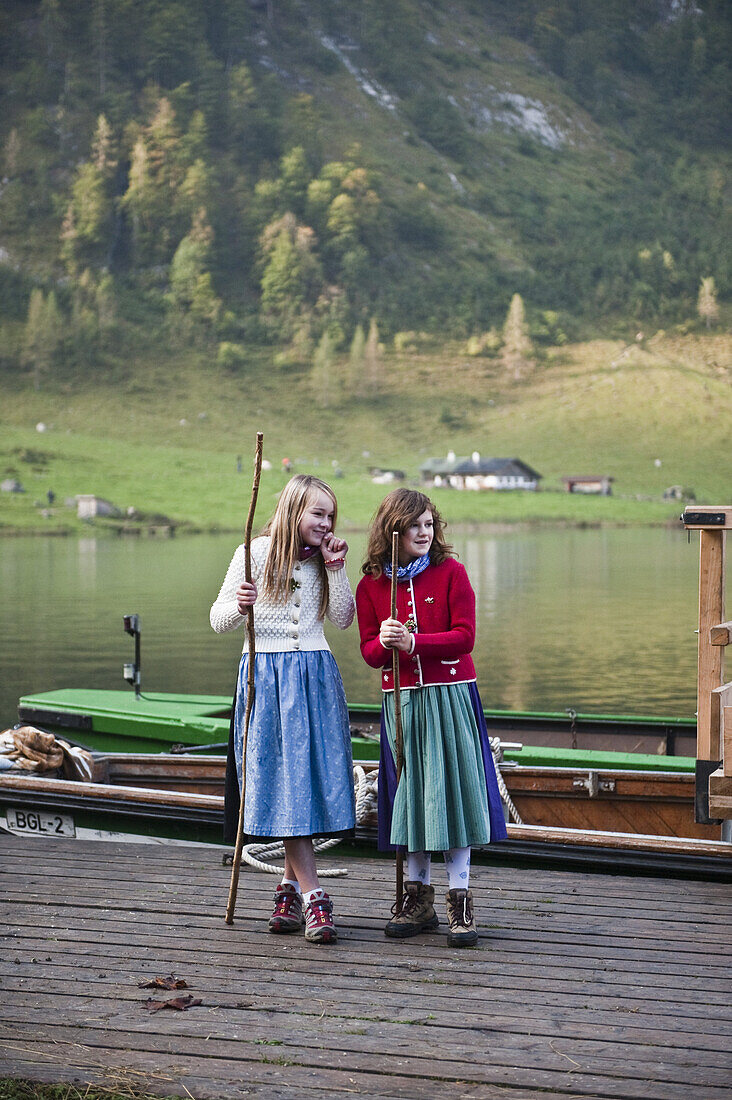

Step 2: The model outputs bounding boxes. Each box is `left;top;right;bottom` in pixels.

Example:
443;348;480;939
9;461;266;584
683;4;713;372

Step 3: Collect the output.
385;881;439;939
304;892;337;944
445;888;478;947
268;883;304;934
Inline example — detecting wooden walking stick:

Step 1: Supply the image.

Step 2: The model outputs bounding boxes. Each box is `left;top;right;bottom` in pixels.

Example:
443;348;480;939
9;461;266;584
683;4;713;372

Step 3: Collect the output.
225;431;264;924
391;529;405;908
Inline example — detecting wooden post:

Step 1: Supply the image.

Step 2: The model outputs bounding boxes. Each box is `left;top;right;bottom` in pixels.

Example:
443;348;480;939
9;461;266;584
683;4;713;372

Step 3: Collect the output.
682;508;731;826
697;529;725;762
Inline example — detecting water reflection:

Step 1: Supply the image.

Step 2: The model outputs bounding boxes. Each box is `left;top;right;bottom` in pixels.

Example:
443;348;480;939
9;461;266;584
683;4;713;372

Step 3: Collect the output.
0;526;719;726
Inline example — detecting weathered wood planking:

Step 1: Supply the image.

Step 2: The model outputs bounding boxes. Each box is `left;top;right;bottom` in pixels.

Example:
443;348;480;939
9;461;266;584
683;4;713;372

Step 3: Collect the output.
1;835;731;1100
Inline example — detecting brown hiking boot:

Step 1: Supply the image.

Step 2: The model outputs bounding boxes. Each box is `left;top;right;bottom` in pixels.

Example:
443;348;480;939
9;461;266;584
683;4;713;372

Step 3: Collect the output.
385;881;439;938
445;888;478;947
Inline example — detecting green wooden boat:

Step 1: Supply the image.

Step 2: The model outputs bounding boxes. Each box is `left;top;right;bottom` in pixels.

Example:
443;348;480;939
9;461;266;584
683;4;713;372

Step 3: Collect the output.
16;686;698;772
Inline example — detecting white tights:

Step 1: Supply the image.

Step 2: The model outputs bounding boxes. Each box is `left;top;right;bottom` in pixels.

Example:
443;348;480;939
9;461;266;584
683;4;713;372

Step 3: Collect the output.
406;847;471;890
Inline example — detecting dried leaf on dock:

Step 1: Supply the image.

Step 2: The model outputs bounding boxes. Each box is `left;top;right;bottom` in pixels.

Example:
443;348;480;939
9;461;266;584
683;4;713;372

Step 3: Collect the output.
144;994;202;1013
138;973;188;990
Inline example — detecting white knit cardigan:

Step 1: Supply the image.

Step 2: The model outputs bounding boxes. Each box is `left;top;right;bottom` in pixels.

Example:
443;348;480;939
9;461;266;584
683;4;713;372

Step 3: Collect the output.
209;536;355;652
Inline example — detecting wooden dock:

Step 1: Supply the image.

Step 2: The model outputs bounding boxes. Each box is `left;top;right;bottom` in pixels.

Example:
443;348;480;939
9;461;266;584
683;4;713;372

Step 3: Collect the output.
1;834;731;1100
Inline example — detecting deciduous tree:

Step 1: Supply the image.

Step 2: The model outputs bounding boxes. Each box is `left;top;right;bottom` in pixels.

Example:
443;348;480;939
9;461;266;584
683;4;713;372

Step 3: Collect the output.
167;209;221;337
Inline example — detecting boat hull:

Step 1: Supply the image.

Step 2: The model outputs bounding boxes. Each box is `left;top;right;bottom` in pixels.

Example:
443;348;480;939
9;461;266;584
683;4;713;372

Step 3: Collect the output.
1;751;727;873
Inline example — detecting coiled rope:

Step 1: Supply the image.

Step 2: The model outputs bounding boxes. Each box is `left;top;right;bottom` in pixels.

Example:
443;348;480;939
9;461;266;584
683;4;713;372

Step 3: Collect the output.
239;741;522;875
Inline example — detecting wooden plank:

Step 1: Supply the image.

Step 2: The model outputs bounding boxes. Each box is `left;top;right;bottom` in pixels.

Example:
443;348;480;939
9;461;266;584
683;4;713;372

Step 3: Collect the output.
698;528;726;761
725;704;732;777
709;768;732;816
683;506;732;530
710;622;732;646
712;683;732;771
507;812;725;847
0;773;224;809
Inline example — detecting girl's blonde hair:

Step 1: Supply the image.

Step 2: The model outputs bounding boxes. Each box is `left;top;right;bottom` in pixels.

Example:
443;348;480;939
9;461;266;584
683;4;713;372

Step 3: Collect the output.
261;474;337;618
361;488;453;578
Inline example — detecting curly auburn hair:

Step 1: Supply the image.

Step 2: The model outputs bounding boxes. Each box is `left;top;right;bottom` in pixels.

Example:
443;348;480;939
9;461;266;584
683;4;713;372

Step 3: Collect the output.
361;488;453;577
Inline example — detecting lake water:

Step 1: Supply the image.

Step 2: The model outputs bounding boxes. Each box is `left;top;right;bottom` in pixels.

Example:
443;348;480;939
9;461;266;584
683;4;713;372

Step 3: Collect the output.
0;527;717;728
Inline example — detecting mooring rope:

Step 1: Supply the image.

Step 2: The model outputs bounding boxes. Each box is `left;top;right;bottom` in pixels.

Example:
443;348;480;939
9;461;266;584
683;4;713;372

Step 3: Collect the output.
488;736;524;825
239;740;522;875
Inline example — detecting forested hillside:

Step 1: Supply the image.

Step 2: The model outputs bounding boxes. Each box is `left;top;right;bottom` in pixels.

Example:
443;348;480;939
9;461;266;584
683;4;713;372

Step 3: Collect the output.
0;0;730;384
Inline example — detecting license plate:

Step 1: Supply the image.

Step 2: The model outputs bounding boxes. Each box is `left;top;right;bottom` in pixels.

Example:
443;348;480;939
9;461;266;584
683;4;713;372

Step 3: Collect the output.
4;807;76;838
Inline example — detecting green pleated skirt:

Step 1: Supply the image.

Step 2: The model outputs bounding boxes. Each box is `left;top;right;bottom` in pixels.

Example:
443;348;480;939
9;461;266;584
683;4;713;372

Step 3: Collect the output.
382;682;491;852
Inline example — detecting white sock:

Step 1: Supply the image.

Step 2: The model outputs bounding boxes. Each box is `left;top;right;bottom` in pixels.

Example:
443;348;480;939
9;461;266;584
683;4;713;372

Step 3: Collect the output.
406;851;431;885
444;846;471;890
281;877;300;893
303;887;326;905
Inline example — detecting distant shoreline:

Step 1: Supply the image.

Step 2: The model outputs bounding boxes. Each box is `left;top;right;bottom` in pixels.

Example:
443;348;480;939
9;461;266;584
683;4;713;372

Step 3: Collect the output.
0;513;686;539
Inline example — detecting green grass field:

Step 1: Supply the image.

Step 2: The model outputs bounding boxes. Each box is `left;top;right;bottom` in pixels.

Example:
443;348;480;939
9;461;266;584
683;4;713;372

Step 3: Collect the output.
1;331;729;535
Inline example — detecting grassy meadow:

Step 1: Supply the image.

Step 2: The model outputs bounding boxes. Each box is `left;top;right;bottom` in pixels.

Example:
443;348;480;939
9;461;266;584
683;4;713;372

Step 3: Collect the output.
0;330;729;536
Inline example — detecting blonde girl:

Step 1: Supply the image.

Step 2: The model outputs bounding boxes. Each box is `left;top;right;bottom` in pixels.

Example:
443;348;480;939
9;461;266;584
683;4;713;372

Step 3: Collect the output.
211;475;356;944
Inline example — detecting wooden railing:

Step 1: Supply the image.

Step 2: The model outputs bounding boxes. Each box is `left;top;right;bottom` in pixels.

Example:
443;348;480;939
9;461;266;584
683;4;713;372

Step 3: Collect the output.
681;507;731;829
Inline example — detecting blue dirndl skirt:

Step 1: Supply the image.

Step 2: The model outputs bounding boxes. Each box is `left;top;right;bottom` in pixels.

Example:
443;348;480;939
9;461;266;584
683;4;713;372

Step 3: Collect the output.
234;650;356;839
378;681;508;852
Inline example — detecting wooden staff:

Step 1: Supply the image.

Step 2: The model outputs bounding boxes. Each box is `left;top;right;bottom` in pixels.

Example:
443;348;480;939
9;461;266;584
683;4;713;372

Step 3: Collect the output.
391;529;405;908
225;431;264;924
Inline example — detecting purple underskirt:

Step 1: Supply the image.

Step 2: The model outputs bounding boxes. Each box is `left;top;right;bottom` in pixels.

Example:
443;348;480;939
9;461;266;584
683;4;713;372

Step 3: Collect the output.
377;681;509;852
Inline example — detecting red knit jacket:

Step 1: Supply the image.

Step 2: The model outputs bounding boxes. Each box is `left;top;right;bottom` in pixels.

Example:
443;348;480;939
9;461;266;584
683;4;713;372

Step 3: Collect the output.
355;557;477;691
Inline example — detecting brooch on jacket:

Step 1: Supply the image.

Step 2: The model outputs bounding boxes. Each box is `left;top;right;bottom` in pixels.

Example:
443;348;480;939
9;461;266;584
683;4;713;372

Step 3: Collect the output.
425;596;434;603
290;579;301;592
404;617;416;633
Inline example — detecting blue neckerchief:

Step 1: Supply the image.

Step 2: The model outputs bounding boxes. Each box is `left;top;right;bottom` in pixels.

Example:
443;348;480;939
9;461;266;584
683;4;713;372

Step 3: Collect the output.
383;554;431;582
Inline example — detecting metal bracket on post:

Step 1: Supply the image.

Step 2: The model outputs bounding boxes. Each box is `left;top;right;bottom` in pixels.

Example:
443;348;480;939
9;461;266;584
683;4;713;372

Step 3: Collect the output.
695;759;723;825
123;613;141;699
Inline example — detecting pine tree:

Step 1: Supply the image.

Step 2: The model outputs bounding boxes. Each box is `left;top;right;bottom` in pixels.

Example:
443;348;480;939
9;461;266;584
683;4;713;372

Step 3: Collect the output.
96;273;116;346
501;293;533;380
91;113;116;175
259;215;322;341
697;276;719;329
122;98;190;265
60;115;117;275
23;289;61;391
